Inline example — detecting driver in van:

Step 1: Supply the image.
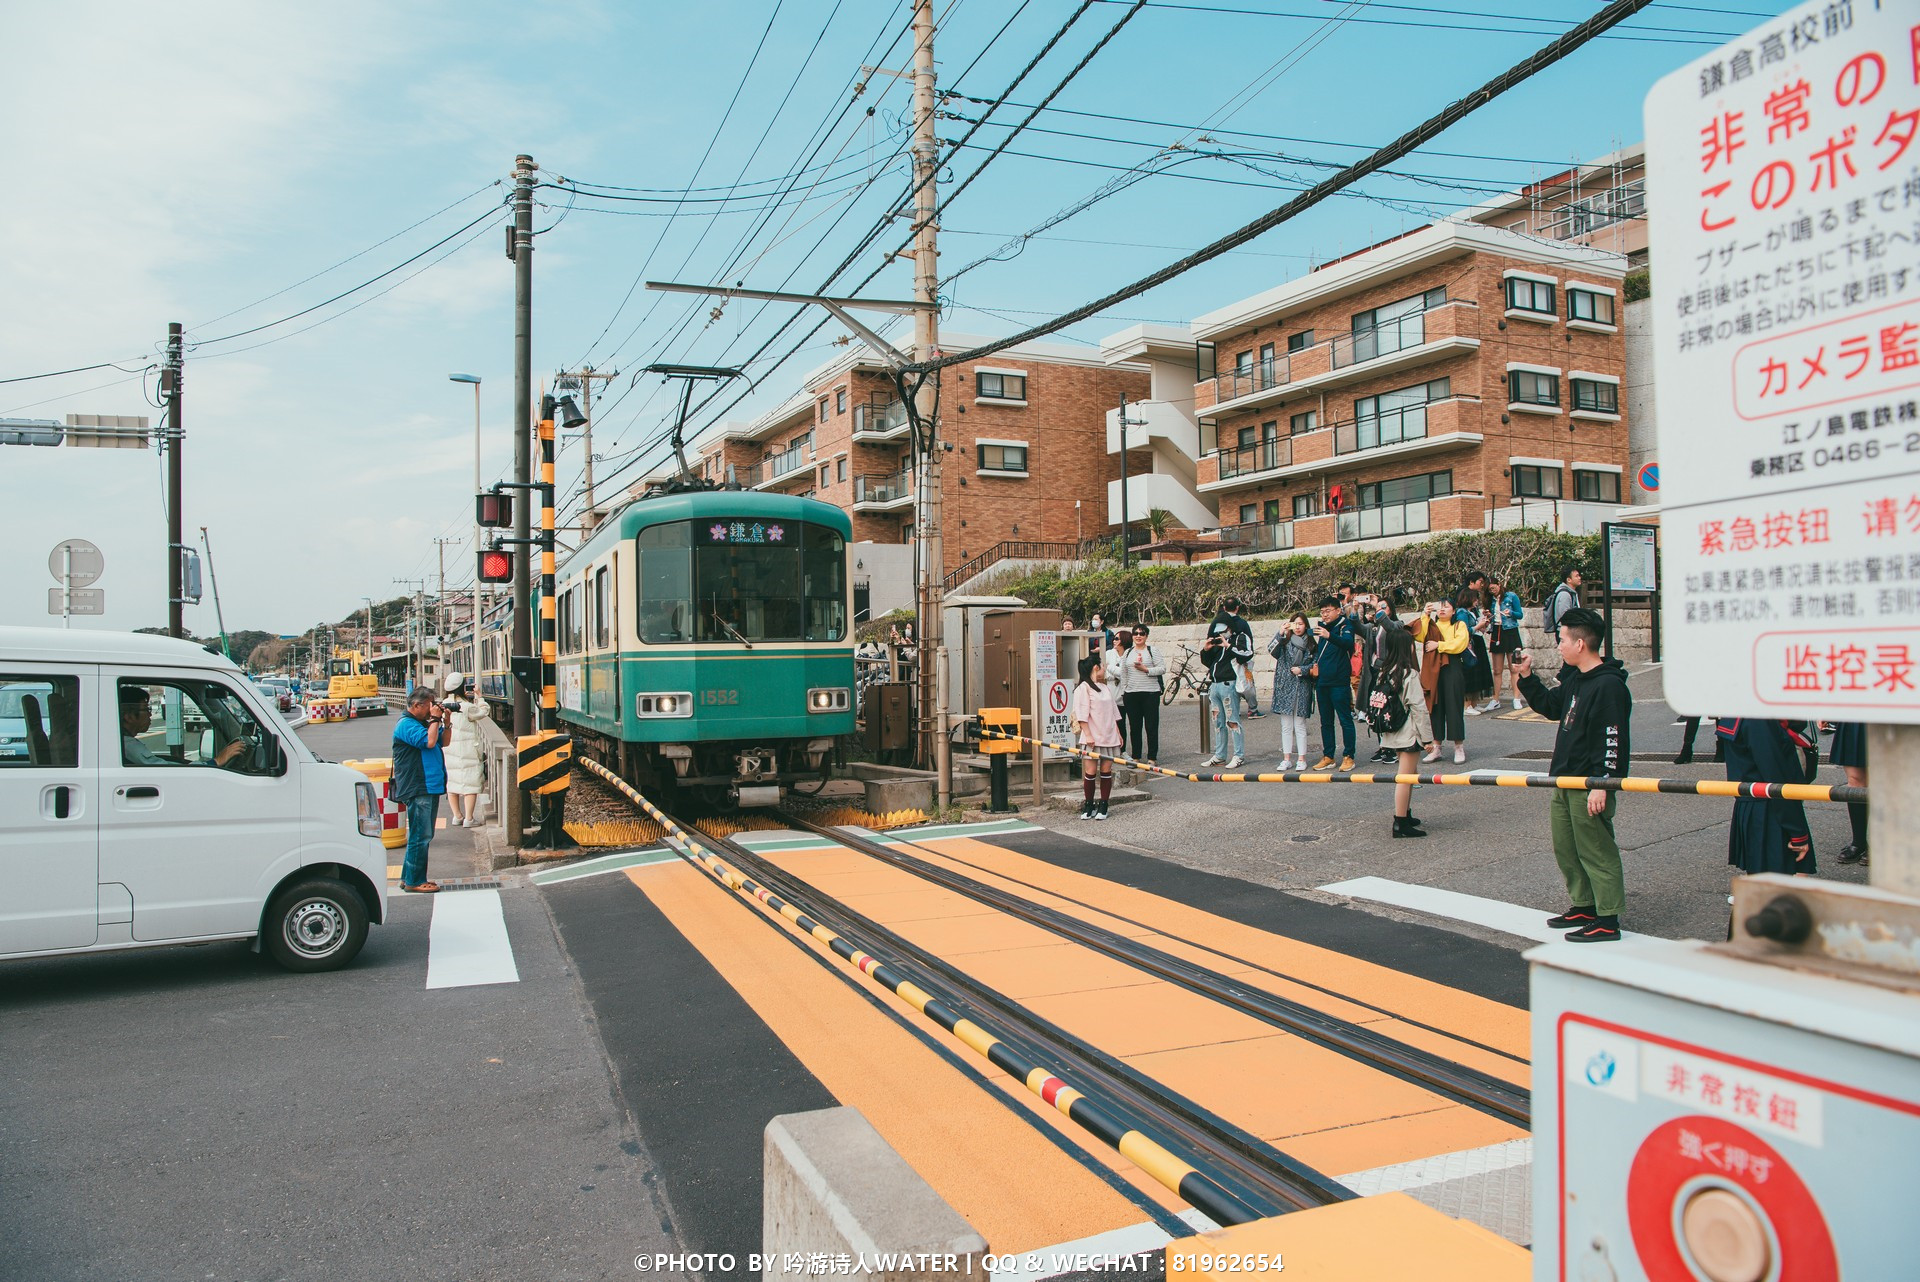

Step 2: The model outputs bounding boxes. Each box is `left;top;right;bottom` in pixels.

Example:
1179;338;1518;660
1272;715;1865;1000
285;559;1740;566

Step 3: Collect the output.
120;685;246;767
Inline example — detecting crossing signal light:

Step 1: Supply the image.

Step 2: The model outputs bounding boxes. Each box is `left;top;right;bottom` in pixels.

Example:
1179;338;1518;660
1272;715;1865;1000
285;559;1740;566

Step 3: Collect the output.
476;491;513;527
477;547;515;583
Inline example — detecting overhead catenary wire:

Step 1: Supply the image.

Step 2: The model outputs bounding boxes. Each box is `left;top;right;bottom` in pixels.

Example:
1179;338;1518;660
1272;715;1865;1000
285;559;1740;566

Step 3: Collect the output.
1085;0;1736;45
908;0;1659;375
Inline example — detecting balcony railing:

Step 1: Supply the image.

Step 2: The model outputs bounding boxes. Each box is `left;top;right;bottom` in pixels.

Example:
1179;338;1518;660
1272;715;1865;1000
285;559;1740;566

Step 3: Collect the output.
1216;436;1291;478
852;399;910;441
853;471;913;506
1211;356;1288;404
1218;520;1295;557
1336;498;1431;543
1331;309;1431;369
1335;403;1432;455
766;439;813;478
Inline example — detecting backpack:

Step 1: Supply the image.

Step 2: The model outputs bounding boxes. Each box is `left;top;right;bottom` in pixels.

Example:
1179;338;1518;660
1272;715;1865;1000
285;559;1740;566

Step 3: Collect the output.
1364;679;1410;734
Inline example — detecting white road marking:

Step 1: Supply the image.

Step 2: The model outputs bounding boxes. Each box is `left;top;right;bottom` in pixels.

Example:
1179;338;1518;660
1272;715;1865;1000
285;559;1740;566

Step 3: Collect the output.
1317;875;1639;942
425;889;520;989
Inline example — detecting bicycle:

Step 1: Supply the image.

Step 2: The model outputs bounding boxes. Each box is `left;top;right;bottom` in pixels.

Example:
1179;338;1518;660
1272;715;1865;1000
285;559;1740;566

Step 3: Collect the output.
1161;642;1206;705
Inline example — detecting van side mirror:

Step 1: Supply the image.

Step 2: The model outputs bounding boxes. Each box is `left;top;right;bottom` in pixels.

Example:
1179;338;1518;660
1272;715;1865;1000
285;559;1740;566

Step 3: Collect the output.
263;736;286;774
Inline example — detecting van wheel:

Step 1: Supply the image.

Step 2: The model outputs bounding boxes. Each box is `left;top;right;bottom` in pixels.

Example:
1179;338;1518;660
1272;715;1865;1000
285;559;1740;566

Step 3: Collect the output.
264;878;369;972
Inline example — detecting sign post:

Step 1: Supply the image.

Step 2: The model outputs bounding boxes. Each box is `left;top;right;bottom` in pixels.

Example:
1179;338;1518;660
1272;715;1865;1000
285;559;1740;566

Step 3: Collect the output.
47;539;104;628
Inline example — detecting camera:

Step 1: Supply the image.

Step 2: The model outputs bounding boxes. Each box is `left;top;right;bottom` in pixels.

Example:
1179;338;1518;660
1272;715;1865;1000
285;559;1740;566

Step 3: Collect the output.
440;699;461;713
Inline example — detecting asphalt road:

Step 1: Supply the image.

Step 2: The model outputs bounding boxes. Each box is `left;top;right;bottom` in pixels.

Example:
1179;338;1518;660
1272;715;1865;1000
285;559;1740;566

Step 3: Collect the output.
0;712;688;1282
1047;661;1869;945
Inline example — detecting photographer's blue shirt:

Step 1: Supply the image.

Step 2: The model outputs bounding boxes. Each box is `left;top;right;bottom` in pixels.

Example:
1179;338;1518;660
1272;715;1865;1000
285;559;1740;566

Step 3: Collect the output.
391;714;446;798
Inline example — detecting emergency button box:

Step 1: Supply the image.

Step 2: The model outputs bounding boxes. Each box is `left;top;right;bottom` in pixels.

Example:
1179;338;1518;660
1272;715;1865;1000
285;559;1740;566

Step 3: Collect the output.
1530;935;1920;1280
976;706;1021;755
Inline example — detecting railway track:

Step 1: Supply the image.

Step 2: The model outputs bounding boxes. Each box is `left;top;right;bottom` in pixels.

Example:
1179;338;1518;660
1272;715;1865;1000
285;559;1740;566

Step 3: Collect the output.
573;758;1525;1226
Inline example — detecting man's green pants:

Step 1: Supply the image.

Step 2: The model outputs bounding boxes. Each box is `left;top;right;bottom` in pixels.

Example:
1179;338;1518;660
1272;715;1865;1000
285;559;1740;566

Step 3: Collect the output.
1548;789;1624;916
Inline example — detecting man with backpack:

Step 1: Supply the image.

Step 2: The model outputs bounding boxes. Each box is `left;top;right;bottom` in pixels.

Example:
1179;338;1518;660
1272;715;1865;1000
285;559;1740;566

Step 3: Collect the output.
1514;607;1632;943
1543;567;1582;650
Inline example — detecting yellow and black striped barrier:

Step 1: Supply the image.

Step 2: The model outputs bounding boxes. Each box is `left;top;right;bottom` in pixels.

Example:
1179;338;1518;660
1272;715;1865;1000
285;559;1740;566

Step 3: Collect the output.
979;729;1869;805
572;756;1269;1225
517;730;573;795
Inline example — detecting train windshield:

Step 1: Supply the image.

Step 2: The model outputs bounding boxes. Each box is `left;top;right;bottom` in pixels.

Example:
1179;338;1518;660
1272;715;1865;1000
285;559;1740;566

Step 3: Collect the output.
635;518;846;644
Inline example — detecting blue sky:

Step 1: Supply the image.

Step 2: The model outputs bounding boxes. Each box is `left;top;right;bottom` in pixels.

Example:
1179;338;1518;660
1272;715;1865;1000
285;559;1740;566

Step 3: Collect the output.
0;0;1785;637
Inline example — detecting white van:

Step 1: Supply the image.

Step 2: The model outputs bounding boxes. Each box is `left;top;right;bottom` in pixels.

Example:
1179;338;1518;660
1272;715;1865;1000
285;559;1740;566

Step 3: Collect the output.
0;626;387;972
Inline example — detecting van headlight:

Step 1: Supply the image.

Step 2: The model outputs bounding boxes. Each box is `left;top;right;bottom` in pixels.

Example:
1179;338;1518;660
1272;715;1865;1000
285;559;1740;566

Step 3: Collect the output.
807;687;850;713
636;692;694;718
355;781;380;837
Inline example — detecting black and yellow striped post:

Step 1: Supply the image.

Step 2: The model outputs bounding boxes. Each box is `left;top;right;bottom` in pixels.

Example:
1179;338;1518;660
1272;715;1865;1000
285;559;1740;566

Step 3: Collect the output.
523;394;571;849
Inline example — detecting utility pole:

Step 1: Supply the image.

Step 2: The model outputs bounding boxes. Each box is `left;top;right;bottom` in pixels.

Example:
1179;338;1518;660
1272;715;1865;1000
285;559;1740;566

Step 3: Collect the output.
432;536;459;649
393;578;427;690
163;322;184;638
908;0;950;806
510;153;537;737
556;366;618;534
199;527;231;661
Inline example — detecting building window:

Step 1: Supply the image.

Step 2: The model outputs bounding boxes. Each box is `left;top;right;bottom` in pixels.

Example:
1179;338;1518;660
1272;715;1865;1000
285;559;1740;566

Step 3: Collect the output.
837;457;847;482
594;567;611;648
1505;277;1557;314
1286;330;1314;353
1574;468;1622;502
1289;410;1317;435
1567;288;1616;326
819;465;830;487
1359;470;1452;508
1352;377;1450;451
976;372;1026;400
1262;498;1282;524
1239;503;1259;524
836;388;848;414
1511;464;1563;498
1292;493;1319;518
1259;342;1275;367
1509;370;1560;407
1571;378;1619;413
978;443;1027;472
818;399;828;423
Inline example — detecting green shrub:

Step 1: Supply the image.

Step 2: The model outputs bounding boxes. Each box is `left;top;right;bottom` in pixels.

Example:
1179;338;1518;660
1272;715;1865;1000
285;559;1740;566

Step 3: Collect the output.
1623;268;1650;302
984;527;1599;624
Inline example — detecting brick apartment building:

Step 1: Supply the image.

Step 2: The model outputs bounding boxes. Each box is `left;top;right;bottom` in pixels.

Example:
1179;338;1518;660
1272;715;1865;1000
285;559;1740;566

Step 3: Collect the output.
680;336;1150;579
1137;220;1633;557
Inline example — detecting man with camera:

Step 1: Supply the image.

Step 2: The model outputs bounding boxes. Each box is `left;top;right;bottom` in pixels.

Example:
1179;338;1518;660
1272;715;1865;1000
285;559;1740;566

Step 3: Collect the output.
391;687;450;893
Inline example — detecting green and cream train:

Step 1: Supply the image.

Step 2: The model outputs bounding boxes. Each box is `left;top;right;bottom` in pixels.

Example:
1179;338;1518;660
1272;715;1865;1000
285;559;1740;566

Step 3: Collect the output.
485;489;857;807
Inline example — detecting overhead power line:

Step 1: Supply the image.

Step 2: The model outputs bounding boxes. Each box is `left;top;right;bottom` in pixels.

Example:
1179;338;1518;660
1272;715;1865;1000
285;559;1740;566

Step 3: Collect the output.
1088;0;1732;44
910;0;1658;374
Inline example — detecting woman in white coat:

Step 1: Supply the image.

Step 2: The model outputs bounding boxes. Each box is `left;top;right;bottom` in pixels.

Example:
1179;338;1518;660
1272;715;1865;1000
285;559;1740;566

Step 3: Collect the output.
441;673;489;827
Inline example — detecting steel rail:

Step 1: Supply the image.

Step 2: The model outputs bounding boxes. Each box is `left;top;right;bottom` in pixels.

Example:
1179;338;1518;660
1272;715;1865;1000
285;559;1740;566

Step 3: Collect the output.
574;757;1349;1222
981;729;1869;805
778;811;1530;1127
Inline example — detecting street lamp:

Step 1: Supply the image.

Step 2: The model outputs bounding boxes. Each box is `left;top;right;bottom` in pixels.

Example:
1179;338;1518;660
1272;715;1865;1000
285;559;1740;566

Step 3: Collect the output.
450;373;483;639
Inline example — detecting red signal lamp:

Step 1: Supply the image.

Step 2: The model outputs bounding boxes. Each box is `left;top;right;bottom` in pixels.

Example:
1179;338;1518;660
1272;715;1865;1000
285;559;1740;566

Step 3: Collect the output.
477;547;515;583
476;491;513;527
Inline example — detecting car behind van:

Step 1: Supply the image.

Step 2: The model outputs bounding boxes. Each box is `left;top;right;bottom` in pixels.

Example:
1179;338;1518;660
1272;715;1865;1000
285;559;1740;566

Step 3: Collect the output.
1;627;387;972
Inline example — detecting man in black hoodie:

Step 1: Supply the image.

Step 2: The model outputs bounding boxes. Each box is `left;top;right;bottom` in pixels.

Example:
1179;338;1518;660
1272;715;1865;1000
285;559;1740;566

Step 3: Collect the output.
1514;607;1632;943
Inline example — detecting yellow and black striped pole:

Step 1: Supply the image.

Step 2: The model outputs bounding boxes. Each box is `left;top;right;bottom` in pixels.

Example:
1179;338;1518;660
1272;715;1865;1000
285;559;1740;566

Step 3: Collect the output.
979;729;1870;805
574;756;1280;1224
519;393;571;847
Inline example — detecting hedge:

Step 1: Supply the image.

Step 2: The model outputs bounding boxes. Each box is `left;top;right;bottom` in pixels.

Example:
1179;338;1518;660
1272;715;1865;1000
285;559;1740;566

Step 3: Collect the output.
971;527;1600;624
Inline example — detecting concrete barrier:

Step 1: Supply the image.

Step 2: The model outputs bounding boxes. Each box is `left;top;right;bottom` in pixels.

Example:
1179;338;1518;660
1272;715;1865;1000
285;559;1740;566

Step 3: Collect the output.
763;1107;988;1281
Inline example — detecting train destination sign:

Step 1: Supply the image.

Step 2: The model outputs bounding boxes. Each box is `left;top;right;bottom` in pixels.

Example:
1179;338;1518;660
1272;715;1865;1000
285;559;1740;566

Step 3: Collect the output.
699;520;789;545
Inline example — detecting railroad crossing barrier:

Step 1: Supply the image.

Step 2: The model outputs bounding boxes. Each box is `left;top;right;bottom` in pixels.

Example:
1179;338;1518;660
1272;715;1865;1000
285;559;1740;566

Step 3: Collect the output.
977;728;1869;805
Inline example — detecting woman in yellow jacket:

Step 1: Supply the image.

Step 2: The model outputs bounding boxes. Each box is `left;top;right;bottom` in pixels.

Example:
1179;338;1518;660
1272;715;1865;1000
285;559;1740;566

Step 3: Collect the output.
1421;597;1472;763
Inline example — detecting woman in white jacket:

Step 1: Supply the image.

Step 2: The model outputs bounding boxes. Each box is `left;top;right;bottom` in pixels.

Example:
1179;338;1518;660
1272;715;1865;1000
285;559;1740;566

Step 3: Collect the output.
441;673;489;827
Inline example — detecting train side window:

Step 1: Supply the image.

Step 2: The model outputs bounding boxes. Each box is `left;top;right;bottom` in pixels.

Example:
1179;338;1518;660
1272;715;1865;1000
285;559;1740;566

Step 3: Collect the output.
594;567;610;649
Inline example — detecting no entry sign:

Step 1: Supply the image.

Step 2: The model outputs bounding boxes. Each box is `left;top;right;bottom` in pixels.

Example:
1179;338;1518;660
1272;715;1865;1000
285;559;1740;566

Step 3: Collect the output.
1646;0;1920;720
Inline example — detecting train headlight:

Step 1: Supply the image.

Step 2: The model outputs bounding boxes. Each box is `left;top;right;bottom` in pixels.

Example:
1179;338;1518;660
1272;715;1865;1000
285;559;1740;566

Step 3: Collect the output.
636;692;694;718
807;687;850;713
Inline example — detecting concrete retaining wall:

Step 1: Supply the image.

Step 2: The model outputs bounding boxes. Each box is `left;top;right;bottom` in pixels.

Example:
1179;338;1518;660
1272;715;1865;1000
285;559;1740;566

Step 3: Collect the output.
763;1107;988;1281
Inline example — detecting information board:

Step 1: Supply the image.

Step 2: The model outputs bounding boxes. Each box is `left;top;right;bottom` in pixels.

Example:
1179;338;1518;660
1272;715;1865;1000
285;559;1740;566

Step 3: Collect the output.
1606;523;1660;593
1646;0;1920;719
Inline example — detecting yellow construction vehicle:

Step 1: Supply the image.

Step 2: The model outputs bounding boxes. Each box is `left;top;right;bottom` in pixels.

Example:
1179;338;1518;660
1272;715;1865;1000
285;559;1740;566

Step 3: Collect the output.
324;649;386;716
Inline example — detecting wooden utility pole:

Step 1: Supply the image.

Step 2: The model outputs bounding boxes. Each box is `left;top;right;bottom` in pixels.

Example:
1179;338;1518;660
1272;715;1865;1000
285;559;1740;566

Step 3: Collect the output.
909;0;950;805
